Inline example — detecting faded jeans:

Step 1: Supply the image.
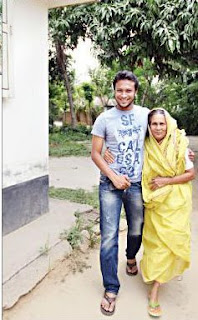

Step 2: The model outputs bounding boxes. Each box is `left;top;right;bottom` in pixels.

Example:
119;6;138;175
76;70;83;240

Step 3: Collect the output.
99;175;144;294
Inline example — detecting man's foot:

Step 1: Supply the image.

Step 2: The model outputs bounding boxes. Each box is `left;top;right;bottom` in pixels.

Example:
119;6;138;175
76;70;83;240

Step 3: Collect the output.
126;259;138;276
100;292;117;316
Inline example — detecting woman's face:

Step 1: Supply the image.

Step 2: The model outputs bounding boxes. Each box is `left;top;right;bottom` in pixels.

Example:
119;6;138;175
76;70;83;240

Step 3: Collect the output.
149;114;167;143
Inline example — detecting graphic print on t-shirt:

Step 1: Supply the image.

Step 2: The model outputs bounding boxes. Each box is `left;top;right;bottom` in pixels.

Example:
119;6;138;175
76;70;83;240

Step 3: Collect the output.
115;113;144;179
91;105;149;182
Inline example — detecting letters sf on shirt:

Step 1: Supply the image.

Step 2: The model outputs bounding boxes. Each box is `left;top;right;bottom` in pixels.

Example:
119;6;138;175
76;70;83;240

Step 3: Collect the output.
115;116;143;178
91;106;149;181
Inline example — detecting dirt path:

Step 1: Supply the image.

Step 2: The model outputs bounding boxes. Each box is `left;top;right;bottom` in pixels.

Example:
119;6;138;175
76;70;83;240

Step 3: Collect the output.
3;139;198;320
3;213;198;320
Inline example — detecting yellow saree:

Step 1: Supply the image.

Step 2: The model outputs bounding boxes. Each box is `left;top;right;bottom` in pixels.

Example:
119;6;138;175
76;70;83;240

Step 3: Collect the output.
140;110;192;283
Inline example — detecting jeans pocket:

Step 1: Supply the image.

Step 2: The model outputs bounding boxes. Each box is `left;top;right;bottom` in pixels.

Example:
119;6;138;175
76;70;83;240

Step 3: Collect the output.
100;177;117;191
99;173;108;182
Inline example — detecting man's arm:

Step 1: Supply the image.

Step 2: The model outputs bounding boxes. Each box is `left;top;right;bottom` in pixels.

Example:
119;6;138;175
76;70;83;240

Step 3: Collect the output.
91;135;131;190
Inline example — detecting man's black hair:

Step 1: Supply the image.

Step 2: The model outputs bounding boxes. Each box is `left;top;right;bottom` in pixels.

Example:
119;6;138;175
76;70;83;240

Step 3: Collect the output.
113;70;139;90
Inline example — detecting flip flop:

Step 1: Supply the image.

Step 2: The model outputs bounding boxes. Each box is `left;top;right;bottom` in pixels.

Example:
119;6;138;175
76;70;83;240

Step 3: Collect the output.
148;299;162;317
126;261;138;276
100;292;117;316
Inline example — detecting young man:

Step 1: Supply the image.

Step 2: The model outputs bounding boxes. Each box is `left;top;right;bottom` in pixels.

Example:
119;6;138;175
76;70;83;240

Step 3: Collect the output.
91;70;150;316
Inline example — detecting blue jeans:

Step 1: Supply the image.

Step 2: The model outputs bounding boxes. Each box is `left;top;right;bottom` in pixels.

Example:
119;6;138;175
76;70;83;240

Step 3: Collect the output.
99;176;144;294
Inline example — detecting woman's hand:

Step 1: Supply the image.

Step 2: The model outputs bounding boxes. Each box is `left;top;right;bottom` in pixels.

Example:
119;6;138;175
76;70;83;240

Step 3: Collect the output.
150;177;170;191
103;148;115;164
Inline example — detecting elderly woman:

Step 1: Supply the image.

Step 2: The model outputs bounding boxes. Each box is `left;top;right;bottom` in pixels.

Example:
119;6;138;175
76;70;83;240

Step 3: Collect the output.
140;109;195;317
104;108;195;317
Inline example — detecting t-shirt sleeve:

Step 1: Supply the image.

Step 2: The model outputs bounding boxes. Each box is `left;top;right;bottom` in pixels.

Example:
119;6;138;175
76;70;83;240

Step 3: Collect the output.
146;107;150;115
91;113;106;138
185;148;194;170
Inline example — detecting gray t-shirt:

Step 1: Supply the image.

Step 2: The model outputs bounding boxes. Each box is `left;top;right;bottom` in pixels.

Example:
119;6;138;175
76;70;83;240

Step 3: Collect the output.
91;105;150;182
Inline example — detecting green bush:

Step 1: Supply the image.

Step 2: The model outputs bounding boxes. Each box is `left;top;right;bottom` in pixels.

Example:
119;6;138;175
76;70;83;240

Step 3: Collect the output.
173;105;198;135
151;76;198;135
50;124;91;139
61;123;92;136
60;217;83;249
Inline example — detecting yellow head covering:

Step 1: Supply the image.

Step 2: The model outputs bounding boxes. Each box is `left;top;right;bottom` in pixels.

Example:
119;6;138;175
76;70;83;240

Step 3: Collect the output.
142;108;189;207
140;109;192;283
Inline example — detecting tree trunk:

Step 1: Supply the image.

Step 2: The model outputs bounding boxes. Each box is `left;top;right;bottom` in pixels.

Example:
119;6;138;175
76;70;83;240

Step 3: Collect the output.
99;96;110;108
141;87;148;107
87;101;91;125
99;96;106;108
55;41;77;128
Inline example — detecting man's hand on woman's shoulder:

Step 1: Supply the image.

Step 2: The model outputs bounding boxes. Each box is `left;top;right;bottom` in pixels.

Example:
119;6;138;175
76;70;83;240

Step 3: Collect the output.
188;149;195;162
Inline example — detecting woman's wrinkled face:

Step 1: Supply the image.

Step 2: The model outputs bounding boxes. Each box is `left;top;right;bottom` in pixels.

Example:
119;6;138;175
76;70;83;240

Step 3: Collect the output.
149;114;167;143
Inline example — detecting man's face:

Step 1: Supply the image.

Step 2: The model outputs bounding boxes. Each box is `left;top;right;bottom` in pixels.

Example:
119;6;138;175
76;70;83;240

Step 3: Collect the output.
114;80;137;111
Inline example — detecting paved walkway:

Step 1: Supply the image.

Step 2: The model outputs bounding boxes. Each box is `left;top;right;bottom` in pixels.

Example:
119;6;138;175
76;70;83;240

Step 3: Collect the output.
49;156;99;191
3;156;99;309
3;137;198;320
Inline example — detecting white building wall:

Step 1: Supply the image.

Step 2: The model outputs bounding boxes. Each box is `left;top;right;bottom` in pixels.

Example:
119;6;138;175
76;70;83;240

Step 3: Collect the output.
3;0;49;188
47;0;96;9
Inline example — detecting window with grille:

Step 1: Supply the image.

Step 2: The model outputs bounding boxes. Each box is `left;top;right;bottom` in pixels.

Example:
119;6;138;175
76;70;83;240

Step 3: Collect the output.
2;0;11;96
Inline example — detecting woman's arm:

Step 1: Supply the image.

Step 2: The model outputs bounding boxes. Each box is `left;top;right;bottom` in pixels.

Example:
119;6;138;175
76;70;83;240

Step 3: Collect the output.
103;148;115;164
150;168;195;191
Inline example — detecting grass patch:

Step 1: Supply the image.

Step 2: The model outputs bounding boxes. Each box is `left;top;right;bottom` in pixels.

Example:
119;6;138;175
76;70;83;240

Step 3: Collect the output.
49;185;100;250
49;142;90;157
49;131;91;144
49;125;92;157
49;186;99;209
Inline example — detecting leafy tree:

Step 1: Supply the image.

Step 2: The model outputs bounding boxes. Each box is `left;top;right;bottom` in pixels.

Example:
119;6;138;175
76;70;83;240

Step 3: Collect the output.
175;73;198;135
87;0;198;75
48;1;198;134
89;62;120;108
49;82;68;127
49;6;89;127
133;59;158;107
73;84;87;112
73;83;103;124
86;0;198;134
82;82;94;108
148;73;198;135
81;82;95;124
